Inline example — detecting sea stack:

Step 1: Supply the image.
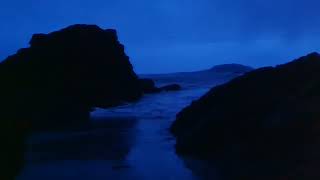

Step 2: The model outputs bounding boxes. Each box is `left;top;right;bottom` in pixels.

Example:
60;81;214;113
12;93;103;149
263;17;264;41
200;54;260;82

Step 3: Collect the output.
0;24;144;179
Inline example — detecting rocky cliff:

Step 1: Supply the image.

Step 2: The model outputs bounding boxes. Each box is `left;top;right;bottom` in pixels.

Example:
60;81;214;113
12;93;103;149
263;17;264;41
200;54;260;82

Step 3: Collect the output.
171;52;320;179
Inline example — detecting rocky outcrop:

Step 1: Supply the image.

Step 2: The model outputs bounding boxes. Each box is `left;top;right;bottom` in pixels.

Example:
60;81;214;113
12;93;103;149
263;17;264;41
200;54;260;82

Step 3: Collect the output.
139;78;161;93
139;78;182;93
0;119;26;180
171;52;320;179
159;84;181;91
0;24;144;178
1;24;143;129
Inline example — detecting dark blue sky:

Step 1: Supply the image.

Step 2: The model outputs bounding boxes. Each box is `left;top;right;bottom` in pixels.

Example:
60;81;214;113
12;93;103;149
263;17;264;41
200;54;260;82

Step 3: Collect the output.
1;0;319;73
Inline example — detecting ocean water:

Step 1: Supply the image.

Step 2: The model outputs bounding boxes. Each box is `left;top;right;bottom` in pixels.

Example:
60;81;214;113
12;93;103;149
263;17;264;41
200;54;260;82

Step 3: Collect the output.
17;72;239;180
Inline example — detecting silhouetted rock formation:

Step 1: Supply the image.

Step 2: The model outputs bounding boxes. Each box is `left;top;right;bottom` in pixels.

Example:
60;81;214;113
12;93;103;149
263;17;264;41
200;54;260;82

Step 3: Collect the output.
171;52;320;179
0;24;143;179
139;78;161;93
139;78;182;93
1;24;143;129
159;84;181;91
0;119;26;180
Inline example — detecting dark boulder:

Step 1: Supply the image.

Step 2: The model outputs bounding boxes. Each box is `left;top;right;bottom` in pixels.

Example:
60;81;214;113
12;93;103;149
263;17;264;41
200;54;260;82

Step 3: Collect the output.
0;24;143;129
0;24;144;178
139;78;161;93
139;78;182;93
159;84;182;91
171;52;320;179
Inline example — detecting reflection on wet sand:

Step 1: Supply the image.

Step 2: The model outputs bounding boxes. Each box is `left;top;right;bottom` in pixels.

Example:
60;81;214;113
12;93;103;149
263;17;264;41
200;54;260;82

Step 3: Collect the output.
27;117;137;161
18;117;139;179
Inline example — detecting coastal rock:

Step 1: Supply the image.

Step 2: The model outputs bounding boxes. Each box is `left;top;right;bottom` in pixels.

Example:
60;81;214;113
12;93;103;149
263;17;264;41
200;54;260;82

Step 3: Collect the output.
139;78;161;93
139;78;182;93
0;120;26;180
0;24;144;178
159;84;182;91
171;52;320;179
0;24;143;128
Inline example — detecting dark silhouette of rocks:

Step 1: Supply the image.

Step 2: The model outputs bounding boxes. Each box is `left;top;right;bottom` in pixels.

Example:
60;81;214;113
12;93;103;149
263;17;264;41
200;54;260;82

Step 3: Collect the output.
159;84;181;91
139;78;182;93
0;24;144;179
1;24;143;129
139;78;161;93
0;120;26;180
171;52;320;179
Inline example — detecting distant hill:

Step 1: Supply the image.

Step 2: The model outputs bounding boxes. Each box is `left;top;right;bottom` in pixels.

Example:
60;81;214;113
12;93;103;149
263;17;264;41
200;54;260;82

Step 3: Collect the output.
141;63;253;88
208;64;254;73
142;63;253;76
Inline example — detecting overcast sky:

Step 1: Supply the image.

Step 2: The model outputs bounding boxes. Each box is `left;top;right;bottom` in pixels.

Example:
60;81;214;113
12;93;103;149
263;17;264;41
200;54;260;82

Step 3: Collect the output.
0;0;319;73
